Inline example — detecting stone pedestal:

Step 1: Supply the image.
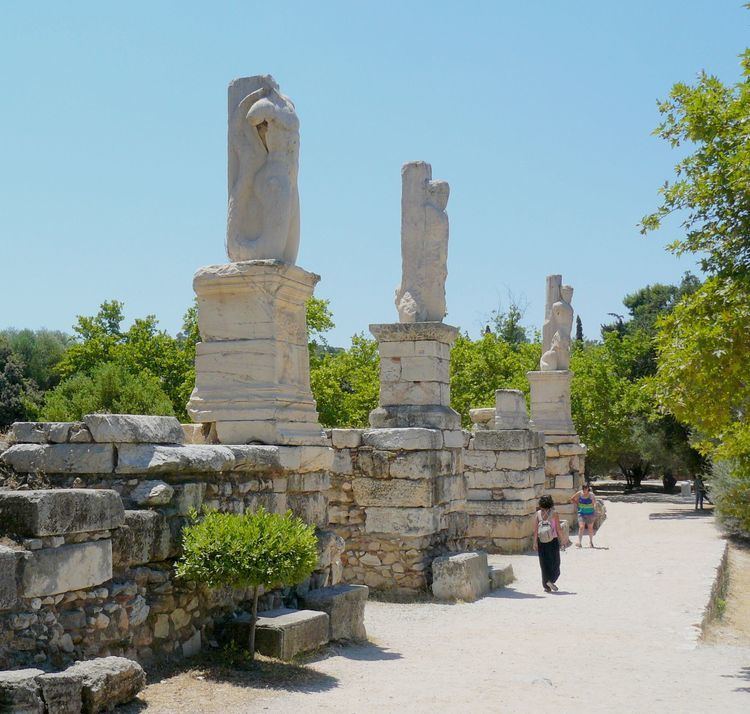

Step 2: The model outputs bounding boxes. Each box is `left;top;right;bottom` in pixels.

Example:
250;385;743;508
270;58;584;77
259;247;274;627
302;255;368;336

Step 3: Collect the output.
368;322;461;431
527;370;584;528
526;370;575;435
187;260;325;445
462;391;545;554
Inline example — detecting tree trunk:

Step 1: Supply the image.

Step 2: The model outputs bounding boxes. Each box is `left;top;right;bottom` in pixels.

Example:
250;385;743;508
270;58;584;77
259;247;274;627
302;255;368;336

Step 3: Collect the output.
248;586;259;661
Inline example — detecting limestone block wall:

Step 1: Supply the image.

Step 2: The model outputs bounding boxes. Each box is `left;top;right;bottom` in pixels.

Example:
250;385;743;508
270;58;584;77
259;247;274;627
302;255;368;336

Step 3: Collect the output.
542;436;586;529
462;429;546;553
327;427;467;593
0;417;341;671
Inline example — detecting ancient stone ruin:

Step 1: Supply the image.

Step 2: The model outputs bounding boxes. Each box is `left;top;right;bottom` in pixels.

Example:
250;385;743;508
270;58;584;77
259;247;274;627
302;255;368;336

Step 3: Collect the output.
0;74;595;702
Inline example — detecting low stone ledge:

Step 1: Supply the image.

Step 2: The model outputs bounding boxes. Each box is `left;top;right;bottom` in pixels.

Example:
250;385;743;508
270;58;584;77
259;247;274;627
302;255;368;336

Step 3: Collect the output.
0;668;45;712
65;656;146;713
255;608;329;660
299;584;368;640
0;489;124;537
470;430;544;452
36;671;83;714
115;444;235;474
489;563;515;589
84;414;184;444
432;551;489;602
1;443;115;474
362;428;443;451
22;540;113;597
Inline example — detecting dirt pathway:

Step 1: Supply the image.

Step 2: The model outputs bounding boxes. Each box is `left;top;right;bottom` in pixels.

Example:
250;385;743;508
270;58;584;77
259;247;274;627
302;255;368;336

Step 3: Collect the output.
128;501;749;713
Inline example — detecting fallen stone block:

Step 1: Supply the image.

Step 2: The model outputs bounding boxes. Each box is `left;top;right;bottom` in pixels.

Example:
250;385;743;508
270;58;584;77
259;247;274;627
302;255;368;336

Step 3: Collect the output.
84;414;184;444
488;563;515;590
255;608;329;660
0;443;115;474
65;656;146;713
36;671;83;714
0;668;45;713
0;489;124;537
115;444;234;474
22;540;112;597
300;584;368;641
432;551;490;602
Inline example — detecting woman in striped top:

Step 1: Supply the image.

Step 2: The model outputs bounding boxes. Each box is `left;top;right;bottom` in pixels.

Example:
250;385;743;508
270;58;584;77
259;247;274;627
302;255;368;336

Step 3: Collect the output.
571;482;597;548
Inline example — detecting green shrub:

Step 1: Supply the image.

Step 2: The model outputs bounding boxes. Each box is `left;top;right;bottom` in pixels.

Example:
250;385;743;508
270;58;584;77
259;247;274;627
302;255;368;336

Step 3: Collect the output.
710;459;750;538
176;508;318;660
40;362;175;421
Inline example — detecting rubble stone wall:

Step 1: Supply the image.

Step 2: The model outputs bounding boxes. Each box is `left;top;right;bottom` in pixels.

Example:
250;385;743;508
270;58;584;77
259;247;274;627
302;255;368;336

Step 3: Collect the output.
0;417;342;671
462;428;546;553
327;427;468;592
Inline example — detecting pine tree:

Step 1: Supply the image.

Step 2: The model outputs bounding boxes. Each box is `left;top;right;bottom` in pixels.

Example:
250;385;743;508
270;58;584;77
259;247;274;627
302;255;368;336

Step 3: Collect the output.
575;315;584;342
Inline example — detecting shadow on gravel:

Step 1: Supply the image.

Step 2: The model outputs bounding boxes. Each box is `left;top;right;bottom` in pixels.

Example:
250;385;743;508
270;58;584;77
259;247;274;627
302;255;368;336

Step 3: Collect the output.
721;665;750;693
310;640;402;663
649;508;715;520
487;588;545;600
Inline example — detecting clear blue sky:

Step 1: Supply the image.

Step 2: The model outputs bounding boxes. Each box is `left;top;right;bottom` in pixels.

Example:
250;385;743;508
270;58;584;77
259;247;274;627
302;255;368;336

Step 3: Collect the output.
1;1;747;345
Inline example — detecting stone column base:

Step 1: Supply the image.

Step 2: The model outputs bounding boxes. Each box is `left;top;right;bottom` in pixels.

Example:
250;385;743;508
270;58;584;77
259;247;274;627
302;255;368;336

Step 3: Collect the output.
526;370;576;436
187;260;325;446
330;427;467;593
368;322;461;431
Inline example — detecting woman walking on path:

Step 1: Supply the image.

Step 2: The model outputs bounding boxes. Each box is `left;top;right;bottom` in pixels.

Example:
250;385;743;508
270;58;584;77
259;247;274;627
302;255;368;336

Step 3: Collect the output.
534;495;564;593
571;482;597;548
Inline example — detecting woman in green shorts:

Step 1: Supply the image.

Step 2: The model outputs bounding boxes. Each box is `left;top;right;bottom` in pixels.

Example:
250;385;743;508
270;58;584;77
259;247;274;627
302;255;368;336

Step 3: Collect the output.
571;482;597;548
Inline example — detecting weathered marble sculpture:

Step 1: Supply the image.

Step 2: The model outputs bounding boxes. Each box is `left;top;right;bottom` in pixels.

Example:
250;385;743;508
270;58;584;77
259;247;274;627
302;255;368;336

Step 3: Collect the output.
188;76;324;445
395;162;450;323
540;276;574;371
226;75;300;264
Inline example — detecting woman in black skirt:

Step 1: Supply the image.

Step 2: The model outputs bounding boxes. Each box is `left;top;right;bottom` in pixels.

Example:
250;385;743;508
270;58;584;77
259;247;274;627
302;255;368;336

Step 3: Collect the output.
533;494;564;592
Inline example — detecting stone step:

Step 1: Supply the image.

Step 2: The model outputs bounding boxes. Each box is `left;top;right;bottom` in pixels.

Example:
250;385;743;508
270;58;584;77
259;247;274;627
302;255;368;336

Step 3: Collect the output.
488;564;515;590
220;608;330;661
299;584;368;641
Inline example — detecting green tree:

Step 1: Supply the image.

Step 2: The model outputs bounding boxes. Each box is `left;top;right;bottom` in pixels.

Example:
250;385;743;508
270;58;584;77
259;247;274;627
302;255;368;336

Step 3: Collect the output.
176;508;318;661
310;334;379;427
41;362;174;421
0;340;39;428
641;51;750;278
643;36;750;531
53;301;198;421
487;294;530;345
450;333;539;427
0;328;71;391
571;331;703;485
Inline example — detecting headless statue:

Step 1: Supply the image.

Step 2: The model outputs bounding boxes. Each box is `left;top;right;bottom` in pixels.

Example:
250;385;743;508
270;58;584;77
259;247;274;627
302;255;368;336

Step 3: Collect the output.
226;75;300;264
395;161;450;322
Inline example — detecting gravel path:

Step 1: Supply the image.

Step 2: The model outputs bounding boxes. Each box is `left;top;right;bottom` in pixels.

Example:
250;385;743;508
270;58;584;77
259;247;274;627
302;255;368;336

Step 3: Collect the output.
131;501;749;713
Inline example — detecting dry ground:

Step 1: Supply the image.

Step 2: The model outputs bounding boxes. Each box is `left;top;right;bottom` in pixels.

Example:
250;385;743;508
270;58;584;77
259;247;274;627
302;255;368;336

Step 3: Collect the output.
122;500;750;713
